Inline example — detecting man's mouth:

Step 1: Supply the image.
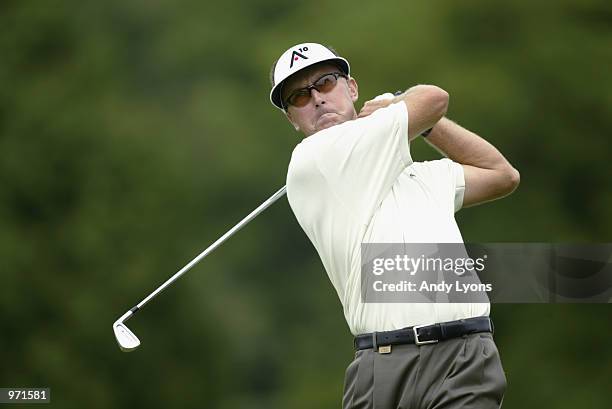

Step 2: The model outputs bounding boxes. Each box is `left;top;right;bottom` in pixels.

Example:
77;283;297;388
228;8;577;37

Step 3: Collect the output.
317;112;337;126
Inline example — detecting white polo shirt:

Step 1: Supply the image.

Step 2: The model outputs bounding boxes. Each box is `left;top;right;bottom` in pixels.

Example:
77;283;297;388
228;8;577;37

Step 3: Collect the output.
286;102;489;336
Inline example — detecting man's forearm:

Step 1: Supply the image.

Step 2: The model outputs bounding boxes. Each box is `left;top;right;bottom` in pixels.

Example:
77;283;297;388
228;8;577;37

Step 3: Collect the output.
392;85;449;141
424;117;514;171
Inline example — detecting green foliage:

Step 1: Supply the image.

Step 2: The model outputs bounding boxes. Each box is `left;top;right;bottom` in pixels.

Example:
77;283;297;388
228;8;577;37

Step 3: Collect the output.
0;1;610;408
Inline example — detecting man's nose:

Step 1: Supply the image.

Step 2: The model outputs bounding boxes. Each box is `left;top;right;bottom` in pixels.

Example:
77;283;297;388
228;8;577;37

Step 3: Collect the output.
311;88;326;106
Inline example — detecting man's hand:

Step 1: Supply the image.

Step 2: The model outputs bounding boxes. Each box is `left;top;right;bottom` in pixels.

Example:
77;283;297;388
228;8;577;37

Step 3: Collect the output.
359;86;449;142
357;98;394;118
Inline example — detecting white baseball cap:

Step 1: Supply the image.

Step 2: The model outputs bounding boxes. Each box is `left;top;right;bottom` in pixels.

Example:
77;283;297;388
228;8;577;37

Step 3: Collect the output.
269;42;350;111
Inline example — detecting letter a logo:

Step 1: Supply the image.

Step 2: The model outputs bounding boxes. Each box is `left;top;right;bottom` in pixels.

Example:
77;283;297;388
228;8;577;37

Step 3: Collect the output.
289;46;309;69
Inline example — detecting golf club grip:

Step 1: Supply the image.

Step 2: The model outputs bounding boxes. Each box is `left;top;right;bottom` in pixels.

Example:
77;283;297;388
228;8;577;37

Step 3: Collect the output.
135;185;287;309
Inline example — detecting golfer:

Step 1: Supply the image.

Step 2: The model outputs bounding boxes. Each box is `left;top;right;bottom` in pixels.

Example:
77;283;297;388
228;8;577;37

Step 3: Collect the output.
269;43;519;409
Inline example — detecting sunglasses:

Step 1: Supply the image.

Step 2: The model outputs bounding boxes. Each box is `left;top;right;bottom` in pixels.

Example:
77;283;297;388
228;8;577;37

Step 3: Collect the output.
283;72;348;109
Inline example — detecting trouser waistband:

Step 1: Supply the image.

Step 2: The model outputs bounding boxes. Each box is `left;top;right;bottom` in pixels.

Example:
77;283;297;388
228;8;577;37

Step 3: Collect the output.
354;317;493;351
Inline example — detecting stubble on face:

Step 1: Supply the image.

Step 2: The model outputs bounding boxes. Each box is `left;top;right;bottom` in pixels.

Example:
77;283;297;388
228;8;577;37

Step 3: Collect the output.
281;63;358;136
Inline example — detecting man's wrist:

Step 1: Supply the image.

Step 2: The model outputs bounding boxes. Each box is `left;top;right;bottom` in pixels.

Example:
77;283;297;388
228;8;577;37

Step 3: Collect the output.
421;128;433;137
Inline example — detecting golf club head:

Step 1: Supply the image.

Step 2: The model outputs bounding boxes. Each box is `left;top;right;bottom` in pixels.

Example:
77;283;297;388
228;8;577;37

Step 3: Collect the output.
113;322;140;351
113;312;141;352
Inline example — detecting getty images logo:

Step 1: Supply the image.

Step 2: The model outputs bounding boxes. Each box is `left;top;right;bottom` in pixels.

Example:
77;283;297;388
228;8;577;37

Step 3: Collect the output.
289;46;309;69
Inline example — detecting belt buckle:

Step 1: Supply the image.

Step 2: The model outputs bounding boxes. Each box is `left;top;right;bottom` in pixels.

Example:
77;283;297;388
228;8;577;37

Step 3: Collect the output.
413;324;439;346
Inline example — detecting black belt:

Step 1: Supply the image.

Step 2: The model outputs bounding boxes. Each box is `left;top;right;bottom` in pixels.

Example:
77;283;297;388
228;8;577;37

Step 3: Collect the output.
354;317;493;351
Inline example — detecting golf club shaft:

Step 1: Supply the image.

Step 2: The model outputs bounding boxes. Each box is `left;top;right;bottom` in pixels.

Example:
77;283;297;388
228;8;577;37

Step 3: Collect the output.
128;185;287;316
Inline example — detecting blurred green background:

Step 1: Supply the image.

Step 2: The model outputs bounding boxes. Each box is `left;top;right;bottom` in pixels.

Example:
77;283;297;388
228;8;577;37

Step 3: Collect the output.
1;0;610;408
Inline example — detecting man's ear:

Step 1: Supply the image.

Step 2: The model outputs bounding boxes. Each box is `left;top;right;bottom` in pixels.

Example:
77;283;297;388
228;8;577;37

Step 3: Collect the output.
347;77;359;103
285;111;300;131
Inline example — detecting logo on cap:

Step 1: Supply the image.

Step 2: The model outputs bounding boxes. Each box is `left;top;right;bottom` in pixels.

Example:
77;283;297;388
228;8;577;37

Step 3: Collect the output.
289;46;309;69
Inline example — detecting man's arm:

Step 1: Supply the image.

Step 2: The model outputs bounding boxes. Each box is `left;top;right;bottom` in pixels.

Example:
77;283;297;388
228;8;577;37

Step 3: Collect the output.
358;85;449;141
425;118;520;207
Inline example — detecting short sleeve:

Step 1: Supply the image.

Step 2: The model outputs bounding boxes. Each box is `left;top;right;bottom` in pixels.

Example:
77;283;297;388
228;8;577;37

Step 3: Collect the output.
298;102;412;224
417;158;465;213
450;161;466;212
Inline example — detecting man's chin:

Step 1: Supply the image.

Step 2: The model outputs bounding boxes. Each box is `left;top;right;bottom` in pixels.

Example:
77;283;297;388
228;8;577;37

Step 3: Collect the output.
317;122;337;132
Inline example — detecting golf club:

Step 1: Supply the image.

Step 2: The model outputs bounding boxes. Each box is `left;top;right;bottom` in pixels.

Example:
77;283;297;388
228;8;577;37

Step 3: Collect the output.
113;185;287;351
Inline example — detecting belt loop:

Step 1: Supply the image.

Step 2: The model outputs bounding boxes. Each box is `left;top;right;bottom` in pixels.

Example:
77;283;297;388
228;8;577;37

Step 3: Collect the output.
372;332;378;351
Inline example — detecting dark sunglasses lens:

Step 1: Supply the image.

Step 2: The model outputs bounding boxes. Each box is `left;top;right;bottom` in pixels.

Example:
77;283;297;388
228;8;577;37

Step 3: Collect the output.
288;90;311;107
285;73;342;108
315;74;338;92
